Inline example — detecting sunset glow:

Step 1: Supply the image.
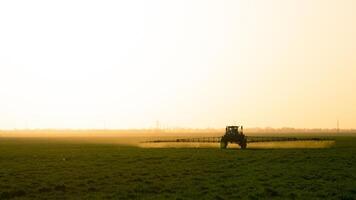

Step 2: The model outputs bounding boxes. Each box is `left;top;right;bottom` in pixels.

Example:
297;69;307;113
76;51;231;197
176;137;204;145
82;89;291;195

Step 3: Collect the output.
0;0;355;129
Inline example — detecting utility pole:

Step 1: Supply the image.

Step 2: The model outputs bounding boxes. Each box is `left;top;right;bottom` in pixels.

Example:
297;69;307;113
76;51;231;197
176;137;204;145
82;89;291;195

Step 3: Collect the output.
337;120;340;134
156;120;160;131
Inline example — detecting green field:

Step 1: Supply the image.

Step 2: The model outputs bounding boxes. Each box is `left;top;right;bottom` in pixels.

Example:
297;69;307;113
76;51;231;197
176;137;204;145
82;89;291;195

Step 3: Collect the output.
0;137;355;199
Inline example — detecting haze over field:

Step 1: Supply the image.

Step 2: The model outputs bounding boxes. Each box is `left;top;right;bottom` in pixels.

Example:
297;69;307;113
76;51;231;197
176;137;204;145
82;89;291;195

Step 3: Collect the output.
0;0;355;129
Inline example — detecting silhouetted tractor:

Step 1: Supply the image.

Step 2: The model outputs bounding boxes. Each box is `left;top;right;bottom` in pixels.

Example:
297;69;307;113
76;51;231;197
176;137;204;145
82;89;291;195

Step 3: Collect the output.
146;125;333;149
220;126;247;149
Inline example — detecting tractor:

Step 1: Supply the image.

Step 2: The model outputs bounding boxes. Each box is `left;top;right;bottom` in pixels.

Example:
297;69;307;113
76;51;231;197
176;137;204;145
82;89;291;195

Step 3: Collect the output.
146;125;333;149
220;126;247;149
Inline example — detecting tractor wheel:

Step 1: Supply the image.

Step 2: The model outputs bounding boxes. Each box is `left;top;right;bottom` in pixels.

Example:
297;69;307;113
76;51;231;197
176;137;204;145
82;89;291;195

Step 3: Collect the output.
240;139;247;149
220;140;228;149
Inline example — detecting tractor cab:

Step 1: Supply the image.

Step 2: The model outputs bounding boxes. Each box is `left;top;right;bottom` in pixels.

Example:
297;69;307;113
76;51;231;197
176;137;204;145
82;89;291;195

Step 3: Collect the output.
225;126;241;136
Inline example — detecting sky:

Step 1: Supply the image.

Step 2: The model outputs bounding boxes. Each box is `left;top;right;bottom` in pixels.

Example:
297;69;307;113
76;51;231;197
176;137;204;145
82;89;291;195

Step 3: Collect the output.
0;0;355;129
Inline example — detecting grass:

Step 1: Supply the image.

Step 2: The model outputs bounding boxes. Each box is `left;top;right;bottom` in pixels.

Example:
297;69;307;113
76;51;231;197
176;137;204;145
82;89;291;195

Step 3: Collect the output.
0;137;355;199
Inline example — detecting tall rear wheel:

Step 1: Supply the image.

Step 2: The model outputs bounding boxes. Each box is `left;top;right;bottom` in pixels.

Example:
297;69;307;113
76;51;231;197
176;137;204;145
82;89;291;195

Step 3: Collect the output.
220;140;228;149
240;139;247;149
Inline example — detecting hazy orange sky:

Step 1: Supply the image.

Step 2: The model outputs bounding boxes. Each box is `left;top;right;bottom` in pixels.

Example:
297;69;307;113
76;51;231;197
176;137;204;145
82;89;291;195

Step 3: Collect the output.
0;0;355;129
